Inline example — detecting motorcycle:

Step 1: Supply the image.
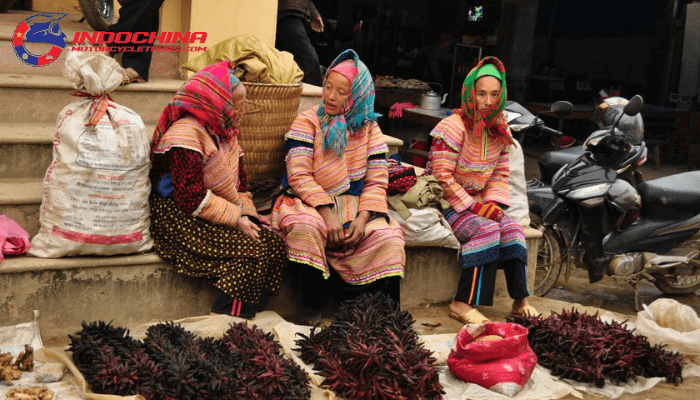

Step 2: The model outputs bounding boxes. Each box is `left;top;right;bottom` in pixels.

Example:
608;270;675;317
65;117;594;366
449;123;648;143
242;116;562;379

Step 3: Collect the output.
504;99;577;296
78;0;115;32
521;95;700;310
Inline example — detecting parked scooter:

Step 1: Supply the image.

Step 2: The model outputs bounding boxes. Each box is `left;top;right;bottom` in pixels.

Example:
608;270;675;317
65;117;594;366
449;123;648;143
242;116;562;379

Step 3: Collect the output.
78;0;114;31
524;95;700;310
504;100;577;295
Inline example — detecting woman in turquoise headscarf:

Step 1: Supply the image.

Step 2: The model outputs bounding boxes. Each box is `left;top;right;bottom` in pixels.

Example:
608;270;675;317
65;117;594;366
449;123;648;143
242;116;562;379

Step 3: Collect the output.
424;56;537;324
271;49;405;325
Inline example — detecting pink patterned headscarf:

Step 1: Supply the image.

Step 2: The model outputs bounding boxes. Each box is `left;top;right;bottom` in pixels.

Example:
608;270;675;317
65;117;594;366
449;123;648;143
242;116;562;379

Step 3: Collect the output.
151;60;241;157
329;60;358;85
317;50;380;156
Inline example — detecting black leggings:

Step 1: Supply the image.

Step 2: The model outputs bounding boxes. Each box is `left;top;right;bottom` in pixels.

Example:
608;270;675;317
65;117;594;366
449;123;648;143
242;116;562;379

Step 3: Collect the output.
287;260;401;312
454;258;530;306
106;0;165;81
210;288;270;319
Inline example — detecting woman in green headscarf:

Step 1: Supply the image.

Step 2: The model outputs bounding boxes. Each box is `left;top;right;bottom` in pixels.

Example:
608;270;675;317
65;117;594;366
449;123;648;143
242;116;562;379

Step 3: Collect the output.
424;56;537;324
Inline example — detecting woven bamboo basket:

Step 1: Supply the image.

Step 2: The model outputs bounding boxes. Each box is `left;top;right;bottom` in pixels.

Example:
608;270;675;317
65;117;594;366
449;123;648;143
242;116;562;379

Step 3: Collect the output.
238;82;304;182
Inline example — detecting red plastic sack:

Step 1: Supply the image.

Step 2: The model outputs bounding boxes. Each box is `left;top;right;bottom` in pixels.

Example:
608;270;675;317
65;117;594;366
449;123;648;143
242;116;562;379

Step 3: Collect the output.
448;322;537;397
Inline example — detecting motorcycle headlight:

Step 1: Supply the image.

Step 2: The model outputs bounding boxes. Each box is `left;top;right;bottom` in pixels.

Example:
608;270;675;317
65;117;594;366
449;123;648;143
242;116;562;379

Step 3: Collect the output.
509;123;530;132
567;183;611;200
503;110;522;124
584;136;603;149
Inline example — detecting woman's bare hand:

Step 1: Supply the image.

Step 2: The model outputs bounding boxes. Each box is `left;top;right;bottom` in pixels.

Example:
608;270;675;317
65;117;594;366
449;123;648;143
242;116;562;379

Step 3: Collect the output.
317;205;344;248
236;215;261;242
311;16;324;32
345;210;370;246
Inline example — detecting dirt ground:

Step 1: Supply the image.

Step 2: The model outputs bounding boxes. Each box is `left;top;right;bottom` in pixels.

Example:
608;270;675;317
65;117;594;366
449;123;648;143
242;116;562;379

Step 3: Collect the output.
404;264;700;400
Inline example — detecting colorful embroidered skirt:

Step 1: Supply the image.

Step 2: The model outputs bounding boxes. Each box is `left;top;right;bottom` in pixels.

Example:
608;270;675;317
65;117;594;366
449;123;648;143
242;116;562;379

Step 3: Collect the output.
444;208;527;269
271;193;405;284
150;195;285;303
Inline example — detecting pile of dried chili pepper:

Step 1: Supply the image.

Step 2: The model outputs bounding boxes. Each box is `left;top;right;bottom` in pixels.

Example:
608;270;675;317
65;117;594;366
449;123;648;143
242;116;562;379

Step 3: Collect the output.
507;308;684;388
69;320;311;399
294;292;445;399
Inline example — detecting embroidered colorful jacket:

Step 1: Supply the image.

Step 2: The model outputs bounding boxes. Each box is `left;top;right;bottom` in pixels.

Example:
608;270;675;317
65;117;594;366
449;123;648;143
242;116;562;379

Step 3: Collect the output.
151;117;256;227
428;113;512;213
285;106;389;212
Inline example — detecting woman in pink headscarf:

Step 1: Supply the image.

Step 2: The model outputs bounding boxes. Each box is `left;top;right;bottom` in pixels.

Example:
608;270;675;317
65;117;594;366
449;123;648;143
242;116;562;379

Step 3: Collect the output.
271;50;405;325
149;61;285;319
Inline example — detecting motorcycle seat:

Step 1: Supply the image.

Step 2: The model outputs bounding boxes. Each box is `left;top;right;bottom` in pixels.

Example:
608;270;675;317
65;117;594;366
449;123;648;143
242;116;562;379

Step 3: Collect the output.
538;145;585;171
637;171;700;211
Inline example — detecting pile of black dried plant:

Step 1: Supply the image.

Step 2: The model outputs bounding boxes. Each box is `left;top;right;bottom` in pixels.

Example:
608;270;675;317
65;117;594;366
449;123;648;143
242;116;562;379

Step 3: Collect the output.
508;308;684;388
294;292;444;399
68;320;310;399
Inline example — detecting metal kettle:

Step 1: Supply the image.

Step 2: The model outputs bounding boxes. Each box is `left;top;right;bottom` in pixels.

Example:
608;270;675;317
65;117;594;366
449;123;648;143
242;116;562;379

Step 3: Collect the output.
420;83;449;110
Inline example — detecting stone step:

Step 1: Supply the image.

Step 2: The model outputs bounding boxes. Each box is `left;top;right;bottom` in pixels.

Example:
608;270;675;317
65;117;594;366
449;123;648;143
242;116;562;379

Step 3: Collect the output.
0;85;321;187
0;84;321;239
0;122;157;180
0;242;535;347
0;10;182;79
0;178;42;237
0;252;296;346
0;73;185;125
0;73;321;125
0;123;55;180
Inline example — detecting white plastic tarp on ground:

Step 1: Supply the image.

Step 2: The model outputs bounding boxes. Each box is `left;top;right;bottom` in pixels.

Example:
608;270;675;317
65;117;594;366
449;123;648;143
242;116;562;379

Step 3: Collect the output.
4;301;700;400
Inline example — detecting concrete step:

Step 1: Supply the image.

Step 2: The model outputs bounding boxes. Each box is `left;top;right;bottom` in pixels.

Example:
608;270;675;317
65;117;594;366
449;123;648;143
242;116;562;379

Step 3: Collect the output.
0;86;321;238
0;252;295;346
0;178;42;237
0;85;320;181
0;246;457;347
0;242;535;347
0;122;158;180
0;10;182;79
0;123;55;180
0;73;185;125
0;74;321;125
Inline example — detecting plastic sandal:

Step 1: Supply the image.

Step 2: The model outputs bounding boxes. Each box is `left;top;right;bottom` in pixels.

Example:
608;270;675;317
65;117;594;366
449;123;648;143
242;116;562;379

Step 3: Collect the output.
122;67;146;85
449;308;492;325
301;319;323;328
511;304;540;317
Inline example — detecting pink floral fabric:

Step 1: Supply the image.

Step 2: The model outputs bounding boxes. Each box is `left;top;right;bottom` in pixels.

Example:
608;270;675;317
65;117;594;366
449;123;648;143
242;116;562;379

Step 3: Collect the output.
0;214;31;262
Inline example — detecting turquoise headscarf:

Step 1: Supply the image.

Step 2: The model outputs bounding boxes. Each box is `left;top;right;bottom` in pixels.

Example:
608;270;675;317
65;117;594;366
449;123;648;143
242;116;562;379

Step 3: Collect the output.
317;49;381;156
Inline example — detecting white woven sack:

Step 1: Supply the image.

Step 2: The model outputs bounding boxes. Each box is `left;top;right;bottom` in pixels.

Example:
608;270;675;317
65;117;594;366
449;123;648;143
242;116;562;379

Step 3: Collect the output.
28;52;152;257
636;298;700;356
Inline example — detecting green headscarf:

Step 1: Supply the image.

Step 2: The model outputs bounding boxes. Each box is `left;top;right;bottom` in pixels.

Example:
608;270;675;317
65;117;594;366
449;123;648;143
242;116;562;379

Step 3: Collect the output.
454;56;510;143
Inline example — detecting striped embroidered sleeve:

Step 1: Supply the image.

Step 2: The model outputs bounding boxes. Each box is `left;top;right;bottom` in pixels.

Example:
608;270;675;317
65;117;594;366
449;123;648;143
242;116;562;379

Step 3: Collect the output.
285;113;334;208
483;147;511;206
235;156;258;217
359;122;389;214
196;190;242;228
238;192;258;218
429;119;475;213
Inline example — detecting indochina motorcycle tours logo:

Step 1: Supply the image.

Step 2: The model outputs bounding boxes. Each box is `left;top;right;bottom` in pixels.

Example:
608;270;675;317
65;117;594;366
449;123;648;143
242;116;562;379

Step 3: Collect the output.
13;13;67;67
13;12;207;67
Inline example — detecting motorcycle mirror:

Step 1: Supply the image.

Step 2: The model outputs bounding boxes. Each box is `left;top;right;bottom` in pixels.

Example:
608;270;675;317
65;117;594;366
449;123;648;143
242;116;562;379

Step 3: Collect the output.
611;95;644;133
550;101;574;118
623;95;644;116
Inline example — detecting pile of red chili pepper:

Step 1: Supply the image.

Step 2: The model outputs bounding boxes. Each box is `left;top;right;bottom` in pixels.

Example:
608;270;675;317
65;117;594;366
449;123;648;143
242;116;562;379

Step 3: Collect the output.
294;292;445;399
69;320;311;399
507;308;684;388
